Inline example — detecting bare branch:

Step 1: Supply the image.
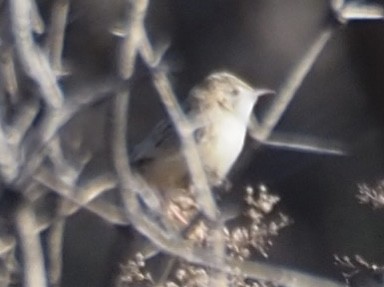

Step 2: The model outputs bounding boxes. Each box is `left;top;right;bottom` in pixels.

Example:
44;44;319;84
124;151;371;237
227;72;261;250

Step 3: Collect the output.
30;0;45;35
250;25;334;143
45;0;70;75
152;72;217;220
14;200;47;287
116;0;150;79
15;86;112;187
34;167;127;225
0;47;19;104
263;132;346;156
46;219;65;286
7;99;40;147
9;0;63;108
331;0;384;23
0;233;15;257
0;118;19;183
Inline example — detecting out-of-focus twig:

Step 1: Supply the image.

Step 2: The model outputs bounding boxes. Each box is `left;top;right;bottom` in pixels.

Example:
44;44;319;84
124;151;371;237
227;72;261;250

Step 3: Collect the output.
115;0;150;79
250;1;384;154
152;72;217;220
9;0;63;108
14;86;112;188
14;200;47;287
0;117;18;183
0;173;123;258
6;99;40;147
0;233;15;257
0;47;19;104
47;136;91;186
30;0;45;35
46;219;65;286
331;0;384;23
112;89;176;235
116;0;217;220
45;0;70;75
250;25;334;143
34;167;127;225
263;132;346;155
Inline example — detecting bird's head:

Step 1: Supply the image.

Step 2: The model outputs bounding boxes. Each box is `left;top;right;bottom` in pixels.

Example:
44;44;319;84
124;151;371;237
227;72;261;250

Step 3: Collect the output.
190;72;274;123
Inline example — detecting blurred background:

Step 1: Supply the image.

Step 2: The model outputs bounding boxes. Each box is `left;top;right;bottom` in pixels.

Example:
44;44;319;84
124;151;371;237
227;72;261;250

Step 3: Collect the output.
3;0;384;286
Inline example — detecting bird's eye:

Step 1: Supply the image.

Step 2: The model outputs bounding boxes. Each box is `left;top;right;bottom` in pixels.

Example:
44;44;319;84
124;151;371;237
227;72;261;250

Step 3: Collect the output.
231;88;240;97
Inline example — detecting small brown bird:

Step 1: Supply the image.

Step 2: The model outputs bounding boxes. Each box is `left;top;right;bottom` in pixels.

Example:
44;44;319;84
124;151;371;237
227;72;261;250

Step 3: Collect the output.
131;72;272;199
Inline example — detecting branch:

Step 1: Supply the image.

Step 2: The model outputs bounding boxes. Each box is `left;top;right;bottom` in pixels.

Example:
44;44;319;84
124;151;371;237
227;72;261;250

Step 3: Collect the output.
45;0;70;75
152;72;217;220
250;25;334;143
46;219;65;286
34;168;127;225
14;199;47;287
9;0;63;108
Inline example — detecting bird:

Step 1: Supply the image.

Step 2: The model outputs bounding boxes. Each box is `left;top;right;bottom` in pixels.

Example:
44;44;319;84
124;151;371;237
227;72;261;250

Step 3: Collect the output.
131;72;273;222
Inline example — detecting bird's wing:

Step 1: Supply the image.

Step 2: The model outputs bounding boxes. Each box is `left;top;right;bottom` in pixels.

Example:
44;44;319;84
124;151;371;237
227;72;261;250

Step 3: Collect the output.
130;119;180;166
131;114;210;167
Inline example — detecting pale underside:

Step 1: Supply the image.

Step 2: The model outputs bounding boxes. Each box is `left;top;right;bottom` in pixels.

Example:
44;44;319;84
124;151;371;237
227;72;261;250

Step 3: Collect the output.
131;106;247;194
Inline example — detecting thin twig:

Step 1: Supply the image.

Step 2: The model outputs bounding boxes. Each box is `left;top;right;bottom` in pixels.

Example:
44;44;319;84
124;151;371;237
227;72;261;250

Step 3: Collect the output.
112;88;188;245
7;99;40;147
112;89;161;225
117;0;217;220
0;234;15;257
30;0;45;35
152;72;217;220
14;86;112;188
0;173;122;258
34;167;127;225
0;47;19;104
264;132;346;155
331;0;384;23
45;0;70;75
14;200;47;287
250;25;334;143
9;0;63;108
0;118;18;183
117;0;150;79
46;219;65;286
47;136;91;186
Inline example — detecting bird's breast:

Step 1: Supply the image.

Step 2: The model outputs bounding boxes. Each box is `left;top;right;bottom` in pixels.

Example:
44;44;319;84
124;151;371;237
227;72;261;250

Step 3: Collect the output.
198;115;247;181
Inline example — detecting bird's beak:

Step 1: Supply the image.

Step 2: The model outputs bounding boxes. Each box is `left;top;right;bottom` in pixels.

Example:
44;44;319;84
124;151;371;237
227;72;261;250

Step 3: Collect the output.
253;88;275;98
